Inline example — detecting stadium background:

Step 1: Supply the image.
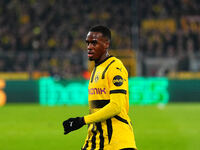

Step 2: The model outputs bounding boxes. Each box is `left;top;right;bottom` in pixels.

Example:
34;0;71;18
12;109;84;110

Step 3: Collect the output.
0;0;200;150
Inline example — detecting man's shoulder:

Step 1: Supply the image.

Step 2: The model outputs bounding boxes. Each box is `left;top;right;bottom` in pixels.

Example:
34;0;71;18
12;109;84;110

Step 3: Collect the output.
108;56;128;76
110;56;125;69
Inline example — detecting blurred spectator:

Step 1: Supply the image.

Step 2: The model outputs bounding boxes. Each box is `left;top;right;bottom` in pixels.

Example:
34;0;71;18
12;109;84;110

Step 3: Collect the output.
0;0;200;77
177;53;190;71
0;0;133;78
139;0;200;66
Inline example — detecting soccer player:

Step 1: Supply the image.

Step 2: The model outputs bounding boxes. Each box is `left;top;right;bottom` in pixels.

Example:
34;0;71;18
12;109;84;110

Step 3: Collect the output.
63;25;137;150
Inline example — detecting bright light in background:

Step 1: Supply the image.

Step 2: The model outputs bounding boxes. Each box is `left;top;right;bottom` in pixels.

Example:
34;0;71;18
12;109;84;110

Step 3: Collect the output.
0;80;6;106
39;77;169;106
129;77;169;105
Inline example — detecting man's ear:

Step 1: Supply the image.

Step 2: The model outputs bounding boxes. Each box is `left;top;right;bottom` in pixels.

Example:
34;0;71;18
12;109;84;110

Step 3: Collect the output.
104;41;110;49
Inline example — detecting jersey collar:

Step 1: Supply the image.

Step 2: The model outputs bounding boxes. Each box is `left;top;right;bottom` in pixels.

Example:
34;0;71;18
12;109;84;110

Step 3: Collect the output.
95;56;113;67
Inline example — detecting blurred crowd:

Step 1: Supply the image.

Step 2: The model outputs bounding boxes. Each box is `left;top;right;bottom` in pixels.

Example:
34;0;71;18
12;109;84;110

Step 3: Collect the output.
0;0;200;77
139;0;200;58
0;0;132;78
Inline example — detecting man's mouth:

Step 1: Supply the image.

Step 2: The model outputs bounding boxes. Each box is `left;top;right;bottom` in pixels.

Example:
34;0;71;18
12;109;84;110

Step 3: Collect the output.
88;51;94;58
88;53;93;57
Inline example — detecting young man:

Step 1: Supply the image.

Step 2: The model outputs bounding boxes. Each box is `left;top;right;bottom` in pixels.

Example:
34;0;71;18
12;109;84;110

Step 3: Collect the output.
63;25;137;150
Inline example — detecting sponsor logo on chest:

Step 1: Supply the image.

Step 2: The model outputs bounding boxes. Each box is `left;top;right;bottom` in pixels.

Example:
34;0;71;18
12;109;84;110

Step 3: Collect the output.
88;88;106;95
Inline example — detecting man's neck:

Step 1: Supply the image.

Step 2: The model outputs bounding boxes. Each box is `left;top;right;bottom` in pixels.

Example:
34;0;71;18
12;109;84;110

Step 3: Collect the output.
95;52;110;64
95;52;111;66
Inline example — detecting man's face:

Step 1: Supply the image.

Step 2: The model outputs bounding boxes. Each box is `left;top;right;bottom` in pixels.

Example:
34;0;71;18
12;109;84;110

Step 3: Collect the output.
86;32;109;62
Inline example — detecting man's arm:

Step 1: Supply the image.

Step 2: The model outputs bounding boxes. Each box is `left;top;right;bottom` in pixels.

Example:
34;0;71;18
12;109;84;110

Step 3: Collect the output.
84;93;124;124
62;93;125;134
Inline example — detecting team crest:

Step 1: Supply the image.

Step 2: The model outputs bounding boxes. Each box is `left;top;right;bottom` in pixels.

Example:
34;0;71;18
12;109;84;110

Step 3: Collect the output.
94;71;100;83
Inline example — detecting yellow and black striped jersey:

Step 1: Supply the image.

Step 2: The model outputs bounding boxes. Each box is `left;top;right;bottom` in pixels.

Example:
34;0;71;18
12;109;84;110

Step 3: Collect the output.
82;56;137;150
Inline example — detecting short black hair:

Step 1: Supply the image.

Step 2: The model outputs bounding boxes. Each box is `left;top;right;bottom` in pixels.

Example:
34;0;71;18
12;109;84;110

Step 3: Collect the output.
89;25;111;41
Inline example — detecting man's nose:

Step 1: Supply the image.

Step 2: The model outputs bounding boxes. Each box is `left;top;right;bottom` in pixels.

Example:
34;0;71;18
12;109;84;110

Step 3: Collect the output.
87;43;93;50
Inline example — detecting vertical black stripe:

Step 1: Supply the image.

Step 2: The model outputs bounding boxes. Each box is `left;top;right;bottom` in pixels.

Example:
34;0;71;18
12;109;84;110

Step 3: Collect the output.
106;119;113;143
82;140;88;150
102;60;115;79
82;124;91;150
90;67;97;83
91;124;97;149
96;122;104;149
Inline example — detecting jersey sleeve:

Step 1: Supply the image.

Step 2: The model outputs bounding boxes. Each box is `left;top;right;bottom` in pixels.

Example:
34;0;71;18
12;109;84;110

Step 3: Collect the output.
107;61;128;93
84;60;128;124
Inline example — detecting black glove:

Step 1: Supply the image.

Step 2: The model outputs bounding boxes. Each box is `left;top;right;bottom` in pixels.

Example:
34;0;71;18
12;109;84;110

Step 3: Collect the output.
63;117;85;135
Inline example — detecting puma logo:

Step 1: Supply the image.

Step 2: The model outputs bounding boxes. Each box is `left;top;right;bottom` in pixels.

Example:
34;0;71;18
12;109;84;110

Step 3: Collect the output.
116;67;122;72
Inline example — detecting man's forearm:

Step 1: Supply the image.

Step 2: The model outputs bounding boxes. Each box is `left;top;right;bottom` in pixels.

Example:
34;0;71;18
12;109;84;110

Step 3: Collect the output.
84;94;124;124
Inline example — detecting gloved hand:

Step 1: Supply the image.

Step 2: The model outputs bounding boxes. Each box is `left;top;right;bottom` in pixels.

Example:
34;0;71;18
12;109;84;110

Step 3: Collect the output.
63;117;85;135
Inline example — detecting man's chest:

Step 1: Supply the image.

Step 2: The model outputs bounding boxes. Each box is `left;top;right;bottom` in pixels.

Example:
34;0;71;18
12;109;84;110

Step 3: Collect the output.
88;67;110;97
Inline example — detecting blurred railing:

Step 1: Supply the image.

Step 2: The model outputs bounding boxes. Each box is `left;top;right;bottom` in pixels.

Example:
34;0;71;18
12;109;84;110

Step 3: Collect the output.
0;49;200;79
0;50;137;79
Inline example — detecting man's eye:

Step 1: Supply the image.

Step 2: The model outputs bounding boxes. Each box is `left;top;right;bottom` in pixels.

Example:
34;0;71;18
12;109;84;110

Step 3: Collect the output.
86;41;97;45
91;41;97;45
